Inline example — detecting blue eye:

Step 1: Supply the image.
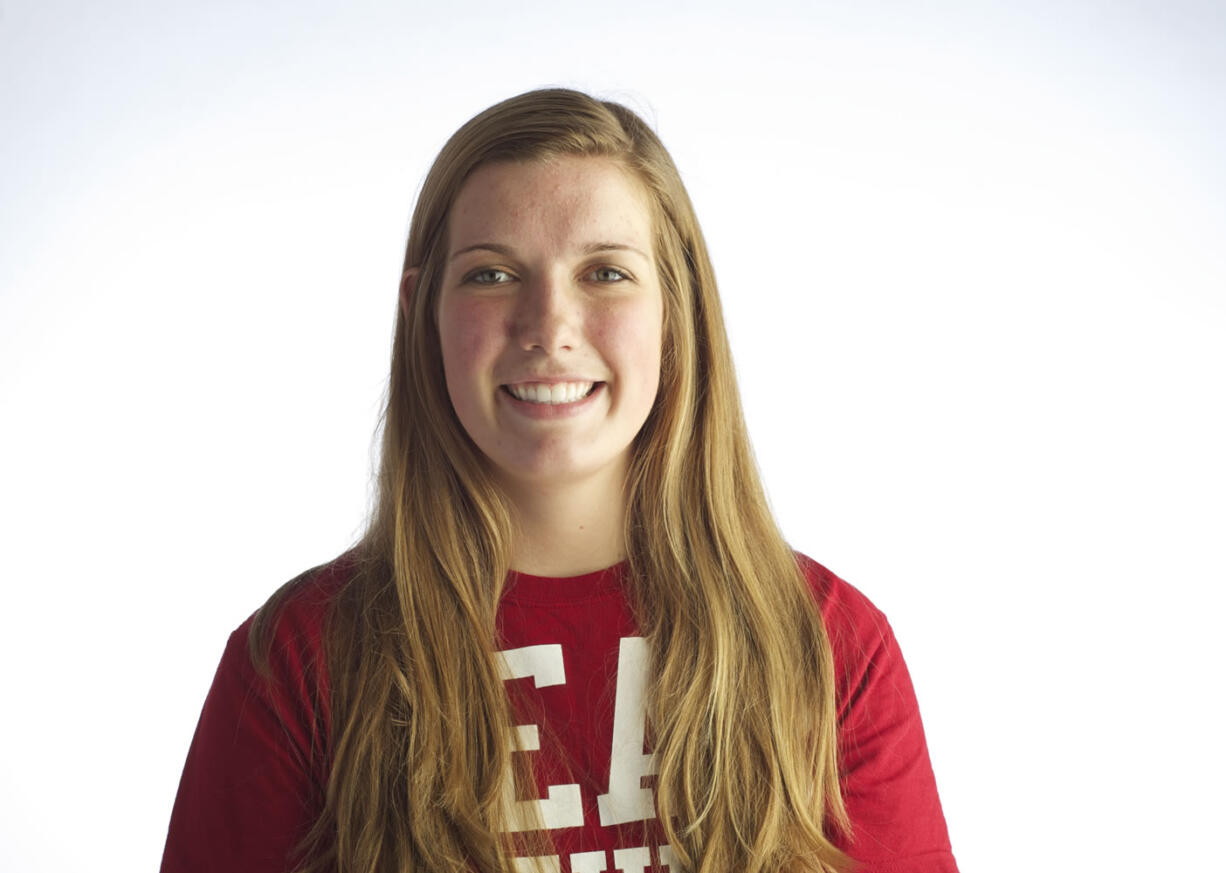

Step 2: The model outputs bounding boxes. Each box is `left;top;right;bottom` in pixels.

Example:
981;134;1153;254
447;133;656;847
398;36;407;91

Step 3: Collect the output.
469;268;513;284
591;267;629;282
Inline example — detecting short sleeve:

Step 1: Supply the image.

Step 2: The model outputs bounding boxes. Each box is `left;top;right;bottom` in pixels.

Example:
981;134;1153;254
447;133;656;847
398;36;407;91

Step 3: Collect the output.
160;594;330;873
802;556;959;873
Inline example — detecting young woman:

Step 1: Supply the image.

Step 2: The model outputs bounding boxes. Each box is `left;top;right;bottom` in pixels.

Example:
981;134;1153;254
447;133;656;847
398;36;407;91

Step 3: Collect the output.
161;89;958;873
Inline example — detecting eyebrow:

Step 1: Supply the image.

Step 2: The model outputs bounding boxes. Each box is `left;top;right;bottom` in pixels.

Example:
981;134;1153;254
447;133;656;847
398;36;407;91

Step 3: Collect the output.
448;241;651;262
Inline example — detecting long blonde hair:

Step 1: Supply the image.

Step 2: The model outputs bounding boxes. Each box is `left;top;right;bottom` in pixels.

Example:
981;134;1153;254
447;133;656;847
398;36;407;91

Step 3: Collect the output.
254;88;851;873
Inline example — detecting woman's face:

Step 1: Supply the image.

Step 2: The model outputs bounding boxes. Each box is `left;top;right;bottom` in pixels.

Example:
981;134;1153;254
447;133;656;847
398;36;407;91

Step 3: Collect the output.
436;156;664;500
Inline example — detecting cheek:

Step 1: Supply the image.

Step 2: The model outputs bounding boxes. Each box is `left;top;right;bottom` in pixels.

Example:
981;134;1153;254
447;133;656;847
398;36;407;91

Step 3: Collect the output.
437;306;492;432
601;301;664;398
439;300;500;380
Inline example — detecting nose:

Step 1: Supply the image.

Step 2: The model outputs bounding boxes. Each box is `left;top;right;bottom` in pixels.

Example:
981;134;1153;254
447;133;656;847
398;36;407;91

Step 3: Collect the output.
512;271;579;353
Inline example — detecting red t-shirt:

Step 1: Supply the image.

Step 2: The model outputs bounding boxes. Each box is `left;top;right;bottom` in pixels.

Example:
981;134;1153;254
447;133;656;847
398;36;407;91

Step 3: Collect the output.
161;555;958;872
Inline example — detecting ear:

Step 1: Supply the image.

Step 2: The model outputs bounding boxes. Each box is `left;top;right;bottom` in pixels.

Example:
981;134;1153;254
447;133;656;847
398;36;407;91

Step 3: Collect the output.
399;267;420;319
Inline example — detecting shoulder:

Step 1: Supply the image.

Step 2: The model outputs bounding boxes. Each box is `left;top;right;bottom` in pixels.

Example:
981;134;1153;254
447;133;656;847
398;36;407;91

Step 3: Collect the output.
796;552;892;654
161;556;355;871
796;554;959;869
205;553;358;765
243;552;355;646
795;552;910;724
226;551;358;706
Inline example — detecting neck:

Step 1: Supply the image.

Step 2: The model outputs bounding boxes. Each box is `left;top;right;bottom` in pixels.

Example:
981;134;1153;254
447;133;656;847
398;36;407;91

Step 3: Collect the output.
502;473;627;577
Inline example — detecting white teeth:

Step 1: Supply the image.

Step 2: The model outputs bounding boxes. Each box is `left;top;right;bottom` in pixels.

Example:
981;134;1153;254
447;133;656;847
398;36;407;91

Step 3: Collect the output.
506;381;595;404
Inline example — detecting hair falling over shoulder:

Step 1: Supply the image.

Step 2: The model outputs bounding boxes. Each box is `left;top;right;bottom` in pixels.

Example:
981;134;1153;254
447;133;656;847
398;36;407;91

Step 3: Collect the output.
251;89;852;873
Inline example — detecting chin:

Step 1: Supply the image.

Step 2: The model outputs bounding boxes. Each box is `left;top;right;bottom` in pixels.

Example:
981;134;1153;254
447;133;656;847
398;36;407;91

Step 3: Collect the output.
493;452;629;493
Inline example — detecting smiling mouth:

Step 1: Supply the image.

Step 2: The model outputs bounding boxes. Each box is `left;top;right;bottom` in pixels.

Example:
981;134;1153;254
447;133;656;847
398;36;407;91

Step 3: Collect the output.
503;381;599;404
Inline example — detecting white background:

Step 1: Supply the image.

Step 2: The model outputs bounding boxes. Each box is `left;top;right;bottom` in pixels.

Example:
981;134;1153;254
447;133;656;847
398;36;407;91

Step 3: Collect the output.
2;1;1223;870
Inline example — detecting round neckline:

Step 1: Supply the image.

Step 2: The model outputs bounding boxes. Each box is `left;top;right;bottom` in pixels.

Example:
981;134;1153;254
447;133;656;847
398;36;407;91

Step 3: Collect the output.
501;561;628;606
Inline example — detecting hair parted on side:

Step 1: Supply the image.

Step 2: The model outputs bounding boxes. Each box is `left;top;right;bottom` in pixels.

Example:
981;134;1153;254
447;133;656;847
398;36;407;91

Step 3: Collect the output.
251;87;852;873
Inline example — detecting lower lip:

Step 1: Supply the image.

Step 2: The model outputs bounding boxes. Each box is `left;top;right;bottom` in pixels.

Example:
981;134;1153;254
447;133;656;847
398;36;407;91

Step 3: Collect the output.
500;383;604;419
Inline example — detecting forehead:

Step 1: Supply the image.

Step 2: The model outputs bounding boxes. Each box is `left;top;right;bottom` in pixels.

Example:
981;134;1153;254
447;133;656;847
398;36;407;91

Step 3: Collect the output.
447;157;654;253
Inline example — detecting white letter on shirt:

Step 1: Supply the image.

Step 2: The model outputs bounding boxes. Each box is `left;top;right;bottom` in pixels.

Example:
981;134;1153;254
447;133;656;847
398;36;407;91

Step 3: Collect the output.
611;846;652;873
569;850;608;873
497;645;584;832
597;637;659;825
